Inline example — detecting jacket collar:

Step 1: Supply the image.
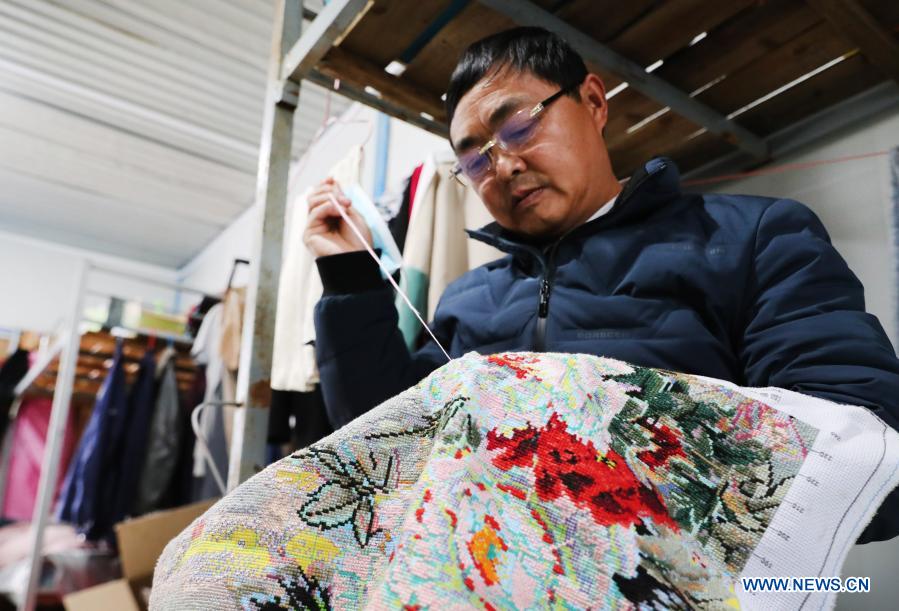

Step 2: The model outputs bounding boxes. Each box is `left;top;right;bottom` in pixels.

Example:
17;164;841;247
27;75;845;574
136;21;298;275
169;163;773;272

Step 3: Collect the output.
466;157;682;257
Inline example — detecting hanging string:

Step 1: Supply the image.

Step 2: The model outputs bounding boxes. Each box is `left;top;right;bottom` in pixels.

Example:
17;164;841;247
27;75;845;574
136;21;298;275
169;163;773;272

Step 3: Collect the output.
682;150;889;187
327;193;453;362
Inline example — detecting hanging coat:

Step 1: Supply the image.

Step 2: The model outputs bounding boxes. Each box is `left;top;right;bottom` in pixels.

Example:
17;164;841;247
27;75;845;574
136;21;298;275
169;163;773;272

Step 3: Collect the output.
133;355;182;515
395;158;500;348
270;146;364;393
106;350;157;525
57;341;128;540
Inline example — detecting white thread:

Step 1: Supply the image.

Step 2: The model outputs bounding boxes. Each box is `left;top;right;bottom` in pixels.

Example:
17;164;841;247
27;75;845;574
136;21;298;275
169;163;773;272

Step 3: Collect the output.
327;194;453;362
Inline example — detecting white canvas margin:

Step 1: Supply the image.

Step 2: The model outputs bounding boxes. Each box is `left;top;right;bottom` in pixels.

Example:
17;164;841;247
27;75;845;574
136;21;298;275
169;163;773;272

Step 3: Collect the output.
689;378;899;611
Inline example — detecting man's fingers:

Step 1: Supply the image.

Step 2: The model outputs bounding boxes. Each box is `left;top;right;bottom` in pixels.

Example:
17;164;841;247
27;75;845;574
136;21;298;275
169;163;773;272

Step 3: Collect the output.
307;194;351;219
308;181;348;208
308;182;343;199
303;178;372;256
306;202;342;225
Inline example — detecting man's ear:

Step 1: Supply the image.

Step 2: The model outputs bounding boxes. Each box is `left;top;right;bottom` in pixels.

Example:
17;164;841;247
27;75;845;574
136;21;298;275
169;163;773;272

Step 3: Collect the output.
581;73;608;132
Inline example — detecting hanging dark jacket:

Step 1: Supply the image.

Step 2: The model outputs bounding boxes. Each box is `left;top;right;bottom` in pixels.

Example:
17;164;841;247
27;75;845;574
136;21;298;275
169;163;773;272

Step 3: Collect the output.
57;341;128;539
134;357;182;515
313;157;899;543
107;351;157;525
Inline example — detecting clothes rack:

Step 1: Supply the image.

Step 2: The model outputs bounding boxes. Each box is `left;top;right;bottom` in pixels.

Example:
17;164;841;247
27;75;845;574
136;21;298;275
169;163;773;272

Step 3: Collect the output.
20;261;215;611
191;400;244;497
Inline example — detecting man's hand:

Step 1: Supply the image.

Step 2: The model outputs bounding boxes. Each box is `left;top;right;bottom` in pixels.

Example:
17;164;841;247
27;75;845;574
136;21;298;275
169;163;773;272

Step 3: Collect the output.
303;178;374;258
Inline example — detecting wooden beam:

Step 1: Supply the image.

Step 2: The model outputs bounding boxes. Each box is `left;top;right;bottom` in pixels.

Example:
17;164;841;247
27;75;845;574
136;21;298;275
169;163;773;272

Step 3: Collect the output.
341;0;462;69
317;46;447;121
399;2;521;96
604;0;821;140
280;0;373;83
306;69;448;137
736;53;885;137
607;0;755;68
806;0;899;85
682;80;899;181
478;0;769;159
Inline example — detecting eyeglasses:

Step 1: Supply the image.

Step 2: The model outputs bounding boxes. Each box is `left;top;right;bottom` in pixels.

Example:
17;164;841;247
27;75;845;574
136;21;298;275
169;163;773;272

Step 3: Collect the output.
450;81;580;186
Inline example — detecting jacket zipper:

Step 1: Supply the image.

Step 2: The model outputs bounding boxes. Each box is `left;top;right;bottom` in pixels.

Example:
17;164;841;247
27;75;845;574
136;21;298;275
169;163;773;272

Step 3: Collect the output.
526;160;669;352
533;243;560;351
538;278;551;317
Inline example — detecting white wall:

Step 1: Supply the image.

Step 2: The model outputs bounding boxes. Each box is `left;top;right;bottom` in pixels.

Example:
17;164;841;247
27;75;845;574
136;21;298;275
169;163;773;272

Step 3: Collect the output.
179;102;450;290
713;107;899;347
386;114;451;191
713;107;899;611
176;203;257;295
0;229;182;334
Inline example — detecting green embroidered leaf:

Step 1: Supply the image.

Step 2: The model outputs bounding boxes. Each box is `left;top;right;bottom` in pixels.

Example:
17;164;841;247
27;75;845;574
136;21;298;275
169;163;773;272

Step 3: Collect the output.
466;416;482;449
363;396;469;441
694;430;714;458
712;435;769;467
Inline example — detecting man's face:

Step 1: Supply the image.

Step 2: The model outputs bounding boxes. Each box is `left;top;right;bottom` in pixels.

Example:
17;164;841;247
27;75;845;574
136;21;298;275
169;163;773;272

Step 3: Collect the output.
450;69;614;239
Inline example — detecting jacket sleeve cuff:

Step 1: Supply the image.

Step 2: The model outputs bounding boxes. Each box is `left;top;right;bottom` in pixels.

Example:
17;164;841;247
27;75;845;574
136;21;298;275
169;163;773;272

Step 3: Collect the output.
316;251;386;295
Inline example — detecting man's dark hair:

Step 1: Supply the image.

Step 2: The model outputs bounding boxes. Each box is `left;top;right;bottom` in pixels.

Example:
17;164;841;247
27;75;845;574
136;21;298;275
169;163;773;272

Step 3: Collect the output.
445;26;588;128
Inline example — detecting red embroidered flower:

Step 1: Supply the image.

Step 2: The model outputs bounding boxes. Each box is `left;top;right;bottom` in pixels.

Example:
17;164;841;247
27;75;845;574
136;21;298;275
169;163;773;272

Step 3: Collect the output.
487;413;677;530
635;418;687;469
487;354;542;380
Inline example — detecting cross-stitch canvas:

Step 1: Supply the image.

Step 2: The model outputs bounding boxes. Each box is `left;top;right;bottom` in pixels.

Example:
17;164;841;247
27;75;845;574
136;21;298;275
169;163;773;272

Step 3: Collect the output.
150;352;899;610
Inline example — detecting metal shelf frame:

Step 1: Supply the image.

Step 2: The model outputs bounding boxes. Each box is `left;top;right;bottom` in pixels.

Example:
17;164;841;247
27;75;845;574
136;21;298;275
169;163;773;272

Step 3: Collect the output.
226;0;374;492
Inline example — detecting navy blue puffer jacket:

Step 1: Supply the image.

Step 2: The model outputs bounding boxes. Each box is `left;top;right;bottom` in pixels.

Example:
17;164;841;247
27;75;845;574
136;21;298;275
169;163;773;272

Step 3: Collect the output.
314;158;899;542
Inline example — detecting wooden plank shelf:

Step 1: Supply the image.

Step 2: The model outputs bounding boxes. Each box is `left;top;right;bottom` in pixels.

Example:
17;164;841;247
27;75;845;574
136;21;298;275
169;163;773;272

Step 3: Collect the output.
302;0;897;178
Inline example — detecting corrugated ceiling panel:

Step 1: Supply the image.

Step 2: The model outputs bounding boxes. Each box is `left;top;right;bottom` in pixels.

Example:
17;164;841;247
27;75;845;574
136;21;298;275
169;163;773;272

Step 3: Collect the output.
0;0;349;267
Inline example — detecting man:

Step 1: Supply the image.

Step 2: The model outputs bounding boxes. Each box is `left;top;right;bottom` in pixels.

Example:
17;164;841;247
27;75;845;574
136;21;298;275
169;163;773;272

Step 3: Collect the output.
304;27;899;542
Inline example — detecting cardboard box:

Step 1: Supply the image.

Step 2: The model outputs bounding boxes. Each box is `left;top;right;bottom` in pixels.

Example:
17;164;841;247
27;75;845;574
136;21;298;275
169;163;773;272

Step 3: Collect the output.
62;580;141;611
63;499;216;611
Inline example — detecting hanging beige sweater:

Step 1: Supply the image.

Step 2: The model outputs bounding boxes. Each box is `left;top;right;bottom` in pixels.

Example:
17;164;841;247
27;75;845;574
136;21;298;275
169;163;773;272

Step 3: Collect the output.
270;147;363;392
397;158;502;346
219;286;245;444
